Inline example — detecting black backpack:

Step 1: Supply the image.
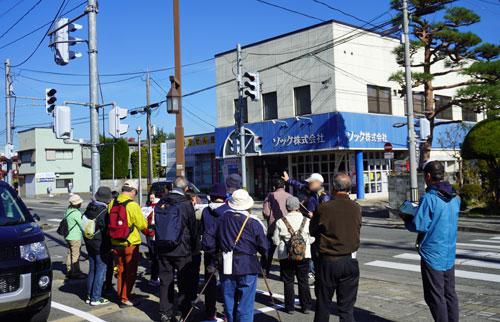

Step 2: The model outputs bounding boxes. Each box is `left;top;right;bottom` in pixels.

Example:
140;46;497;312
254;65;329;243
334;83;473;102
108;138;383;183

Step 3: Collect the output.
57;210;76;237
154;199;183;251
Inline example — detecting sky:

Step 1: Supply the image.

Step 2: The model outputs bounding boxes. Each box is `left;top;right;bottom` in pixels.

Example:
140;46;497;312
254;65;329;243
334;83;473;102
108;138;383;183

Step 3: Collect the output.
0;0;498;146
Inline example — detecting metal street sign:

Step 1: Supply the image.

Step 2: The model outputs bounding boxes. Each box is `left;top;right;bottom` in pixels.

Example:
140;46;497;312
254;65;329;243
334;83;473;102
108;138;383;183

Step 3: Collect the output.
384;152;394;160
384;142;393;152
160;142;167;167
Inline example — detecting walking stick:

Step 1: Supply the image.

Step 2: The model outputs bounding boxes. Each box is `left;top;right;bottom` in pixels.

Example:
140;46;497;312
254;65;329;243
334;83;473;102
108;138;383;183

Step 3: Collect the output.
181;270;216;322
260;267;283;322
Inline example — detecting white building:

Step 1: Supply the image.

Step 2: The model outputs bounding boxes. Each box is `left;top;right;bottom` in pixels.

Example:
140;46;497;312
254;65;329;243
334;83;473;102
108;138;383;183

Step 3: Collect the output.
214;20;482;199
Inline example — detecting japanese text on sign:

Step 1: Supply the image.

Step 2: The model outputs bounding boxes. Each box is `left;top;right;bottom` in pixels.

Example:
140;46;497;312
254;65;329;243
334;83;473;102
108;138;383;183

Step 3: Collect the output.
346;131;387;143
272;133;326;147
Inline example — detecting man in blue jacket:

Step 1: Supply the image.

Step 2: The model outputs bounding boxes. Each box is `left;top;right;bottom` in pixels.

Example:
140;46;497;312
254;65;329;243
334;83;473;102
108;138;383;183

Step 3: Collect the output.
282;171;331;214
402;161;460;322
205;189;268;322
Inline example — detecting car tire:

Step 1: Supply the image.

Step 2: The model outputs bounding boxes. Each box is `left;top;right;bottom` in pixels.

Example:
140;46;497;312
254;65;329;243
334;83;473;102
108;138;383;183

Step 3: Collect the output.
27;297;51;322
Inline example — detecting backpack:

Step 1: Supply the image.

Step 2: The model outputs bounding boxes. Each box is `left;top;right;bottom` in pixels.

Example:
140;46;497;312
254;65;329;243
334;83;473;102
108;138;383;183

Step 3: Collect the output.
107;199;133;241
281;216;308;261
154;199;183;251
82;207;107;240
56;212;71;237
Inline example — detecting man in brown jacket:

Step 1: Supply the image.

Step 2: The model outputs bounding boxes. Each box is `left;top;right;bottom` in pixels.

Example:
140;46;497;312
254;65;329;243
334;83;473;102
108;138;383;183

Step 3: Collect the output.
310;173;361;322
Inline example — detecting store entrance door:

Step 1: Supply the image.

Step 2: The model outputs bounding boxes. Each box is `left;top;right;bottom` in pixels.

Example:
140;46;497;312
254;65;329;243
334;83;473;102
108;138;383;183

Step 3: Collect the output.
253;155;288;200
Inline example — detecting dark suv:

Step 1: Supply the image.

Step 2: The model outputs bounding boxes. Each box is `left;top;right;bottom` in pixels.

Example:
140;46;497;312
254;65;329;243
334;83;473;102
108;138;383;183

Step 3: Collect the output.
0;182;52;321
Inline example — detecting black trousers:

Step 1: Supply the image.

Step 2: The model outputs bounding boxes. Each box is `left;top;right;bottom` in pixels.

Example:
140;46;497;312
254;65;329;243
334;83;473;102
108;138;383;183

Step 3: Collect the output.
147;238;159;281
261;236;277;274
158;255;195;318
314;256;359;322
203;253;218;318
421;260;459;322
279;258;312;311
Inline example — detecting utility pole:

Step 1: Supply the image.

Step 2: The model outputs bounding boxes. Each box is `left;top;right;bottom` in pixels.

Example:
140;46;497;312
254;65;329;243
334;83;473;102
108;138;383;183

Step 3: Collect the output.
173;0;185;177
87;0;100;194
236;44;247;189
402;0;419;202
146;72;153;186
136;127;143;206
4;59;12;185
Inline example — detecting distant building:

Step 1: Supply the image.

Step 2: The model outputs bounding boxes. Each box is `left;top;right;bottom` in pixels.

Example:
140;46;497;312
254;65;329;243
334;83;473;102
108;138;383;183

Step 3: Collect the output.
214;20;483;199
17;127;91;197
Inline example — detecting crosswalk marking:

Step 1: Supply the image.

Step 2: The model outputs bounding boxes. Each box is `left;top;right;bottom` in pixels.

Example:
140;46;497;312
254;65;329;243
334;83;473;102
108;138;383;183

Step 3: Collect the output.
491;237;500;240
394;253;500;270
456;242;500;250
456;249;500;259
365;260;500;283
472;239;500;244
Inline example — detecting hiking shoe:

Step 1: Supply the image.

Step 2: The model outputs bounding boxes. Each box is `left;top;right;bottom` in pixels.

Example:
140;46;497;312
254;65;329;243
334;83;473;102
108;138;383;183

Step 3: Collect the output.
90;298;110;306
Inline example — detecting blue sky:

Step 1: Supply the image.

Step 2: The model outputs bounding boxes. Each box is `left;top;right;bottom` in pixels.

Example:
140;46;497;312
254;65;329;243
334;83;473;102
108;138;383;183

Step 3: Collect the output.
0;0;498;145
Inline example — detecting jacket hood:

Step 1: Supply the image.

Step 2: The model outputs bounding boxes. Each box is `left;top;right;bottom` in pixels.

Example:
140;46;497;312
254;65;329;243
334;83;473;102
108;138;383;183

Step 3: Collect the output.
428;181;457;202
164;191;188;205
208;202;225;215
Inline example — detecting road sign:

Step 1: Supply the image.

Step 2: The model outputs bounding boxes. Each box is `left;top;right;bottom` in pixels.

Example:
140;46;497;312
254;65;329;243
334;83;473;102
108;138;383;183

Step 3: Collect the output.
384;152;394;160
384;142;393;152
160;142;167;167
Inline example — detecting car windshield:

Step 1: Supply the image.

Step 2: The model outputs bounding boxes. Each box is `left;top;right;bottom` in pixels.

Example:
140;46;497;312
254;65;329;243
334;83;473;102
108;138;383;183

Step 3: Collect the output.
0;188;28;226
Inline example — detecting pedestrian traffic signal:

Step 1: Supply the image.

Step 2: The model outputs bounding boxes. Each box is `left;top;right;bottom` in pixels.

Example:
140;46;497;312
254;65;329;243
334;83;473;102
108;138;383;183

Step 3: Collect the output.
109;106;129;138
243;72;260;101
45;88;57;114
51;18;83;66
54;106;71;139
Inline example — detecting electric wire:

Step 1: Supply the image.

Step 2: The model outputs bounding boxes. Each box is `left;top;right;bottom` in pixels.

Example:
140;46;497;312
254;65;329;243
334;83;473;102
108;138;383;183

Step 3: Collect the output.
16;74;142;86
0;0;43;41
256;0;326;22
0;0;28;20
312;0;379;26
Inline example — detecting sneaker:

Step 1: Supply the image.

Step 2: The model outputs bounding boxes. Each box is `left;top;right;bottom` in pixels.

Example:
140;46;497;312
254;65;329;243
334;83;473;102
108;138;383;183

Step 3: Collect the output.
308;272;315;285
119;300;134;308
85;295;90;304
90;298;110;306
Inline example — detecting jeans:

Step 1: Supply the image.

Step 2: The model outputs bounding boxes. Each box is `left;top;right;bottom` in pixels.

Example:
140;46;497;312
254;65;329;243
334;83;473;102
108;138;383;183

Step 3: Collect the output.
314;256;359;322
113;245;139;303
421;260;459;322
158;255;194;318
280;258;312;311
65;240;81;276
87;253;107;301
221;274;257;322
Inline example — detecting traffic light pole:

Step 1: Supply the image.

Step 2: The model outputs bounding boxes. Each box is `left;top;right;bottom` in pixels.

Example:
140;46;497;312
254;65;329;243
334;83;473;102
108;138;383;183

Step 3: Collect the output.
87;0;100;194
146;73;153;186
402;0;419;202
4;59;12;185
236;44;247;189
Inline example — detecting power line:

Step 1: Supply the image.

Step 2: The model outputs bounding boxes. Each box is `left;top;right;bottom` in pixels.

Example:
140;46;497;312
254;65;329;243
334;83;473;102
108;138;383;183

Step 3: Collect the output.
11;0;68;68
0;0;28;20
0;1;86;51
312;0;379;26
16;74;142;86
0;0;43;41
256;0;326;22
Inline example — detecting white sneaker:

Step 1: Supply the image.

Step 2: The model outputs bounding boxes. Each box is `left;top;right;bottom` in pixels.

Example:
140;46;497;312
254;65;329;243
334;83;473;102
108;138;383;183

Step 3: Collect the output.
90;298;110;306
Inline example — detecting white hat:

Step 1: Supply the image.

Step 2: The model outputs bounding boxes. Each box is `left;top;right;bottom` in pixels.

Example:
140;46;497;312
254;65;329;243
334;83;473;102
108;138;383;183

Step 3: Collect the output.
123;179;139;191
69;194;83;206
228;189;254;211
305;173;324;184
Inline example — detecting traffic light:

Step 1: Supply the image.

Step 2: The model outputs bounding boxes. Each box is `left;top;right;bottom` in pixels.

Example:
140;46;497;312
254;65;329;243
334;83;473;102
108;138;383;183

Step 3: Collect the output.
243;72;260;101
54;106;71;139
45;88;57;114
108;106;129;138
415;117;431;140
52;18;83;66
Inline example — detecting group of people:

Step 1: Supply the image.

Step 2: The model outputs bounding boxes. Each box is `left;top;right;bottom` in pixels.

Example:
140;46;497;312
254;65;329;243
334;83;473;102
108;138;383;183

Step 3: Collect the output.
59;159;461;322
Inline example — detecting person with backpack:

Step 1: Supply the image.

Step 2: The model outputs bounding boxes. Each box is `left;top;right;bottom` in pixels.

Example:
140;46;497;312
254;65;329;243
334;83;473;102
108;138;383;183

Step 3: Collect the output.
108;180;148;308
143;192;160;287
272;196;313;314
63;194;86;279
82;187;113;306
201;183;227;321
155;177;197;322
207;189;268;322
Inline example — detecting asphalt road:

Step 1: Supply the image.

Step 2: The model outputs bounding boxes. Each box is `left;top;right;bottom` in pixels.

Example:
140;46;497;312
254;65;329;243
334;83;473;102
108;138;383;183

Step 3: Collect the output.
24;199;500;322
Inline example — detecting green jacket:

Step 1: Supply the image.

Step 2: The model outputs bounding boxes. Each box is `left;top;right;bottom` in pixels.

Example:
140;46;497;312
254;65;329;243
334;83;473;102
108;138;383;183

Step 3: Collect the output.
65;207;83;241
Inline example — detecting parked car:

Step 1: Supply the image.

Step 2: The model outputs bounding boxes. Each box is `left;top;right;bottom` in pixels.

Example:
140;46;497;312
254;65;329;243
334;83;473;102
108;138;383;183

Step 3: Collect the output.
149;181;209;204
0;182;52;321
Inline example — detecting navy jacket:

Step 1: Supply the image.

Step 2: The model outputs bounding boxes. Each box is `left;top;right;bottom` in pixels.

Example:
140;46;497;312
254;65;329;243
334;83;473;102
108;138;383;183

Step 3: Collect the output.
201;202;225;253
405;182;460;271
288;178;331;212
205;208;268;275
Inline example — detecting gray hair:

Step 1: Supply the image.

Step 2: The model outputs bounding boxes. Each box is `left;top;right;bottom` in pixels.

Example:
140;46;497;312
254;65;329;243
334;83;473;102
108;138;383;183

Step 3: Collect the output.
286;196;300;211
173;176;188;190
332;173;351;193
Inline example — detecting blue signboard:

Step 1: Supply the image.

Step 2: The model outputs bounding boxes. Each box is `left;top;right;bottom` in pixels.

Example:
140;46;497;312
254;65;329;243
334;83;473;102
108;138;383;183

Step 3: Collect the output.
215;111;470;158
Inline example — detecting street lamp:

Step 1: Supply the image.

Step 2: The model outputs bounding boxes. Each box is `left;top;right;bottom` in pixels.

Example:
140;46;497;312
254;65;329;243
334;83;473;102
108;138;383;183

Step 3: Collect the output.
166;76;181;114
136;126;143;206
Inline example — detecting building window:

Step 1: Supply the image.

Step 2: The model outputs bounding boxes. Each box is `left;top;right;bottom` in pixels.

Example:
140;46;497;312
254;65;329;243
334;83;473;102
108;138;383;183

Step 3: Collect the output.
462;105;477;122
19;150;35;164
46;149;73;161
435;95;453;120
233;98;248;124
294;85;311;116
56;178;73;189
262;92;278;120
367;85;392;114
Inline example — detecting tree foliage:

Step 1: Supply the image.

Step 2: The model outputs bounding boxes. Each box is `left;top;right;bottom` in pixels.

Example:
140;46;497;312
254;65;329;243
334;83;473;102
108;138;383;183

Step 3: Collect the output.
130;145;160;179
152;128;175;144
100;137;130;179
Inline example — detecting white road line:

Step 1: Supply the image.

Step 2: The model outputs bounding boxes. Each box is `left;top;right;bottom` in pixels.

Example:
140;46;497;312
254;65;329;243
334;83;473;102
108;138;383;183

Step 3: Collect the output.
52;301;107;322
48;218;62;222
490;237;500;240
472;239;500;244
456;249;500;259
394;253;500;270
365;260;500;283
456;243;500;250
